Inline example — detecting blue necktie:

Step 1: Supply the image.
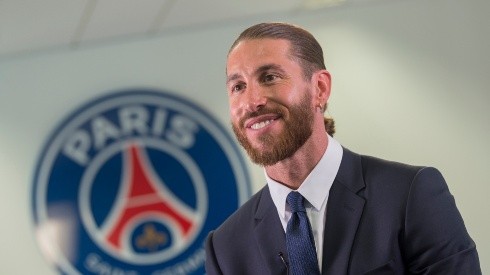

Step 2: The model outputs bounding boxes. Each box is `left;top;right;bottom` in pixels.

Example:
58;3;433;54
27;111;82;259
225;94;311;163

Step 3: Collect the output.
286;191;321;275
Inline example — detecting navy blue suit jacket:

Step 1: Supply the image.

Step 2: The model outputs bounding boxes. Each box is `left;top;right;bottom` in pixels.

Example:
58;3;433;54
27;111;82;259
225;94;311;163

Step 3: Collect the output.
205;148;481;274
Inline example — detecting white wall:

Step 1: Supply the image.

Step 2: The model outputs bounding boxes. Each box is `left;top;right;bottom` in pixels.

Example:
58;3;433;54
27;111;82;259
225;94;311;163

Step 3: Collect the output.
1;0;488;273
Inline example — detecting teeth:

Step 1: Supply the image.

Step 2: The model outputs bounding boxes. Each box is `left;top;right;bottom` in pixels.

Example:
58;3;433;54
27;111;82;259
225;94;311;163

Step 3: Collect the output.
251;120;273;130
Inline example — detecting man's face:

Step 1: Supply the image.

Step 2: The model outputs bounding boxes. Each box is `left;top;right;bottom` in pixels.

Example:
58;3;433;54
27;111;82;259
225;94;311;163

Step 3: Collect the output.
226;38;316;166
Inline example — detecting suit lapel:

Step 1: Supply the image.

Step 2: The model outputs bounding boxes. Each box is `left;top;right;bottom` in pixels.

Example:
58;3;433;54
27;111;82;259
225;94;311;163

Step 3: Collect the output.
254;186;289;275
322;148;366;275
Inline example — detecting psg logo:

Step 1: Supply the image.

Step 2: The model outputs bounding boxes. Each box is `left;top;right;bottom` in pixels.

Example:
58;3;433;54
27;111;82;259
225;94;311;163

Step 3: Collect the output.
32;89;251;274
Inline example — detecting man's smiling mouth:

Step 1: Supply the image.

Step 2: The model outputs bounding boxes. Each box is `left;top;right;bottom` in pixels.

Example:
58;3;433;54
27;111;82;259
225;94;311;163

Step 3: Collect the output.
250;119;276;130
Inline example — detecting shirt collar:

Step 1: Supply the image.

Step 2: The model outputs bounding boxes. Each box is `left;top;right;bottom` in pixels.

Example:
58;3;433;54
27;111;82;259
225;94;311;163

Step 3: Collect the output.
266;134;343;219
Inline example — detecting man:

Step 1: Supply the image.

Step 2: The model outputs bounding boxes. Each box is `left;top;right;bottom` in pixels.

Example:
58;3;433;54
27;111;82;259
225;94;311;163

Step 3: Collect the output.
205;22;481;274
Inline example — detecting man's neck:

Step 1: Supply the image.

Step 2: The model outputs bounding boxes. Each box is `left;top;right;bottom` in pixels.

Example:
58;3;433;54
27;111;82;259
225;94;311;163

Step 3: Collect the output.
265;129;328;190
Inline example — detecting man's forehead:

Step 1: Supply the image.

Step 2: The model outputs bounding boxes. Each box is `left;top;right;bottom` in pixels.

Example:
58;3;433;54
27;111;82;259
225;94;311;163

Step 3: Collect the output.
226;39;293;76
228;38;291;57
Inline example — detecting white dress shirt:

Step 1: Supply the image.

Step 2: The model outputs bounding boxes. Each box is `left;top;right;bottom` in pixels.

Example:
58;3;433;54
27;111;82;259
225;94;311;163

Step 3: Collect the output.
266;134;343;270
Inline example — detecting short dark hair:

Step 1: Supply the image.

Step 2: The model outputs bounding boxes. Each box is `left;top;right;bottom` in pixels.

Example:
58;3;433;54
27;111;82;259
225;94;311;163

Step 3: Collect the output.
229;22;335;136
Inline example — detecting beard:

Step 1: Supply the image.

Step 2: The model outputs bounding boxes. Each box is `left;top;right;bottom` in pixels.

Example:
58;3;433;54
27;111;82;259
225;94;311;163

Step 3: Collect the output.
231;90;314;166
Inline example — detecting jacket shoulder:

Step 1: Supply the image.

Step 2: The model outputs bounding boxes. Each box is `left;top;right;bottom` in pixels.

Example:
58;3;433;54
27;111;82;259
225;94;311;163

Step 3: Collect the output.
212;185;268;240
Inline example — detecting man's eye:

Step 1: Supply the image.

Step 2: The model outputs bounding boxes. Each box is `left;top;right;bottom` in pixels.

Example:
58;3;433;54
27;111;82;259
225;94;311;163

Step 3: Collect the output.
263;74;277;83
231;83;245;93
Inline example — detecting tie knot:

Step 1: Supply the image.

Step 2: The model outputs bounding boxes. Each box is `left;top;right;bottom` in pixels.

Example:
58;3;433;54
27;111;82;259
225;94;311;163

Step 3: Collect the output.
287;191;306;213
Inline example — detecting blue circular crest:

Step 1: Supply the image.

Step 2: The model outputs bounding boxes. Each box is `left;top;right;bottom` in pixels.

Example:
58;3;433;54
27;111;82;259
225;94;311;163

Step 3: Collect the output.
32;89;251;274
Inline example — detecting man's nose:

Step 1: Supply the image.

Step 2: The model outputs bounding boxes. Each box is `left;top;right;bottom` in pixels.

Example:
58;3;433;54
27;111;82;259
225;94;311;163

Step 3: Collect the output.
244;84;267;112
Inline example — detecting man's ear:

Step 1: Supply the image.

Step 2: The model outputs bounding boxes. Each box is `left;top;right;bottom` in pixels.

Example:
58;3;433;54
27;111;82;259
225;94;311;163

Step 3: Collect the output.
313;70;331;110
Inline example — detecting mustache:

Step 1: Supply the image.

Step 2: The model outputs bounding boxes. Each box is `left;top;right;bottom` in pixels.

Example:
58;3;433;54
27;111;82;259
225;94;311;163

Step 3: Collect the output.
238;107;285;127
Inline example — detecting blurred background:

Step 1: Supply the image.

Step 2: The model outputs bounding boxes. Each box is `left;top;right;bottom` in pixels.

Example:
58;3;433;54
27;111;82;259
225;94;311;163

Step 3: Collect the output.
1;0;489;273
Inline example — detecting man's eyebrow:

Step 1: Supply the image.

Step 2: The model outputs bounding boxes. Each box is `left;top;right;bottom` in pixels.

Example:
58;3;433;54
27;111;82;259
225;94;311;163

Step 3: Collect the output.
226;64;285;85
226;73;241;85
256;64;285;75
